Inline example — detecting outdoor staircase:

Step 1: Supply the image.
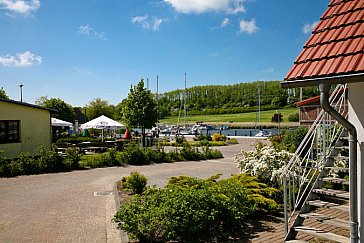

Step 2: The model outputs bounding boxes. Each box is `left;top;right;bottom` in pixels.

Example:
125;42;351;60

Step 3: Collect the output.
281;84;351;243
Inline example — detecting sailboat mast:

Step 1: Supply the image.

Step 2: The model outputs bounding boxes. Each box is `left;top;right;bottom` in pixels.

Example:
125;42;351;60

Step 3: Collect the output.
184;73;187;128
156;75;159;120
258;85;261;124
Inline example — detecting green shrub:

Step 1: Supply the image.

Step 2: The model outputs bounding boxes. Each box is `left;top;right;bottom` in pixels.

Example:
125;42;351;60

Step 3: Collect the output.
18;152;40;175
175;136;186;144
37;146;65;173
0;158;23;177
227;138;239;144
118;171;148;194
114;174;279;242
195;134;212;141
121;143;148;165
202;146;223;159
144;148;167;163
108;147;118;166
180;144;202;161
198;139;210;147
166;150;184;162
212;133;227;142
65;147;81;169
80;155;105;168
270;127;308;152
80;149;123;168
283;127;308;152
288;112;299;122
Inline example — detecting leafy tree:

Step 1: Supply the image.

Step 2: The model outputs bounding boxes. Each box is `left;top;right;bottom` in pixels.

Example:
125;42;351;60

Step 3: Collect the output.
86;98;115;120
122;79;158;147
156;80;318;117
0;87;9;99
36;96;76;122
114;99;127;121
35;96;49;106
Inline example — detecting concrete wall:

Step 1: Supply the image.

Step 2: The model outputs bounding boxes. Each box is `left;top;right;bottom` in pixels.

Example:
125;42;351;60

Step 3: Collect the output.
348;82;364;241
0;101;52;158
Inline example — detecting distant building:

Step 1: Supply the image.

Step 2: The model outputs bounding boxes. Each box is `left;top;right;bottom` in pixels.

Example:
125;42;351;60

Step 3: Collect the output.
0;98;54;159
296;88;347;127
73;107;88;124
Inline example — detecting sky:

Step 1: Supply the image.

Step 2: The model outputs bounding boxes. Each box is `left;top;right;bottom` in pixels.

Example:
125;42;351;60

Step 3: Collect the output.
0;0;329;107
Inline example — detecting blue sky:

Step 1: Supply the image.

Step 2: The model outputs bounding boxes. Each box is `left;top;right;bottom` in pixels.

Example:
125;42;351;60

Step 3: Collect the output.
0;0;329;107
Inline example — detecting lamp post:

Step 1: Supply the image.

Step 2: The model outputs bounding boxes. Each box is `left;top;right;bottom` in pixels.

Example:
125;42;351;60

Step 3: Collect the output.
19;83;24;102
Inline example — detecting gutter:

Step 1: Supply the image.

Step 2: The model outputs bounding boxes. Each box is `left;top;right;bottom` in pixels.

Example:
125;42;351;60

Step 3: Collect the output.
319;83;359;243
281;72;364;88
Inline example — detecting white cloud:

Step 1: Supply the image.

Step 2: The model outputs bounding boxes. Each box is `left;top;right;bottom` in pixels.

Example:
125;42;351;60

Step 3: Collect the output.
0;0;40;16
263;67;274;73
78;24;107;40
73;67;93;76
211;52;219;59
131;15;164;31
163;0;245;14
220;18;230;28
239;19;259;34
0;51;42;67
302;21;319;34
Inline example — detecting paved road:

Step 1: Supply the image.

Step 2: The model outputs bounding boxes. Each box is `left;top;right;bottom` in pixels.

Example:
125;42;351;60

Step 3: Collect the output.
0;137;265;243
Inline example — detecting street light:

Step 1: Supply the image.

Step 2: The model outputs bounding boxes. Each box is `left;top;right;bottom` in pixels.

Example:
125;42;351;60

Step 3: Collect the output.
19;83;24;102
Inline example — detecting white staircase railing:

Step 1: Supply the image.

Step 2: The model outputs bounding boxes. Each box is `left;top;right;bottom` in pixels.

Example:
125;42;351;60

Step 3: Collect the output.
280;83;348;239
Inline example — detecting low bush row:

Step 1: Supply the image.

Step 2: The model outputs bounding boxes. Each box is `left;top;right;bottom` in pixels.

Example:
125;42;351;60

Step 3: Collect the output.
114;173;280;242
0;147;79;177
0;143;223;177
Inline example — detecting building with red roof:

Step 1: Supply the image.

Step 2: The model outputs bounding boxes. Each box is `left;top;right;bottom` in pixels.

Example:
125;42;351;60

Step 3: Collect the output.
296;88;348;126
281;0;363;242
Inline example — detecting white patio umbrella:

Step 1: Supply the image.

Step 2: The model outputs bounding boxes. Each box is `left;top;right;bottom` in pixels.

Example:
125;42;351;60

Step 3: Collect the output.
51;118;72;127
80;115;125;141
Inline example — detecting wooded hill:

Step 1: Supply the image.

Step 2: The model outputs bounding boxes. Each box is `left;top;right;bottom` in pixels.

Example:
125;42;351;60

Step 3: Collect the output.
156;80;318;117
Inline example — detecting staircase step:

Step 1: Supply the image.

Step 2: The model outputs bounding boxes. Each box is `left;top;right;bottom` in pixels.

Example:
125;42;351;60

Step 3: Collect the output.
293;226;349;243
319;177;349;185
331;155;349;161
312;188;349;200
324;166;349;172
339;136;349;141
285;240;307;243
299;212;349;229
335;146;349;150
306;200;349;212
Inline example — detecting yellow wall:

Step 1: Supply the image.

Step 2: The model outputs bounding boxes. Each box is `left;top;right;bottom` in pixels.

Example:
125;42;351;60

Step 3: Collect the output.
0;101;52;158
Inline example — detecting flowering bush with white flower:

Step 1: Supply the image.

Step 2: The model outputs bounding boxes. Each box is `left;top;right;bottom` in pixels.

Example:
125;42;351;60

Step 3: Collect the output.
234;141;295;186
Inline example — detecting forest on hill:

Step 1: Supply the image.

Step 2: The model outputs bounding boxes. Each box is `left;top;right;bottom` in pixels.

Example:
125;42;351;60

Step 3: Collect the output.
156;80;319;117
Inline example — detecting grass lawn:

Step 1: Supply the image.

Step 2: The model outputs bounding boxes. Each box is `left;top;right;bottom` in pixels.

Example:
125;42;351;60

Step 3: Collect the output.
160;107;299;125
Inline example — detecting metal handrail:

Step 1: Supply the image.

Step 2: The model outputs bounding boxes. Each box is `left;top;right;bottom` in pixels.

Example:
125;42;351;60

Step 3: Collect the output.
281;84;348;238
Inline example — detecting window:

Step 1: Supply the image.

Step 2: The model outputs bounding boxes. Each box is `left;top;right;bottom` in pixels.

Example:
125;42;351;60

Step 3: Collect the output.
0;120;20;143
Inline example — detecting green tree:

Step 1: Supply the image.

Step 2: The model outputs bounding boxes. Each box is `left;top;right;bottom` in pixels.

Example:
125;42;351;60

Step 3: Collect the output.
0;87;9;99
114;99;127;121
86;98;115;120
36;96;76;122
122;79;158;147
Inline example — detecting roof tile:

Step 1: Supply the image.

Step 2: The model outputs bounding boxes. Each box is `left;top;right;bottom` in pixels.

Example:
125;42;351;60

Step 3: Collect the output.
285;0;364;81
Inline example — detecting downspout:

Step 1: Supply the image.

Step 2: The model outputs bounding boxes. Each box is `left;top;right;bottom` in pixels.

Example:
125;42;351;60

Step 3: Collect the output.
319;83;358;243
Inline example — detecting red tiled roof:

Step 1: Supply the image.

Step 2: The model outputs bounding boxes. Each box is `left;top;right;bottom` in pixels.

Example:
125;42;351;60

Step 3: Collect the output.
285;0;364;81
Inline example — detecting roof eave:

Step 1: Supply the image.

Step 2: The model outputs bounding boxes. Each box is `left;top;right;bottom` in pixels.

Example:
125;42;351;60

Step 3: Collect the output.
0;98;57;113
281;72;364;89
